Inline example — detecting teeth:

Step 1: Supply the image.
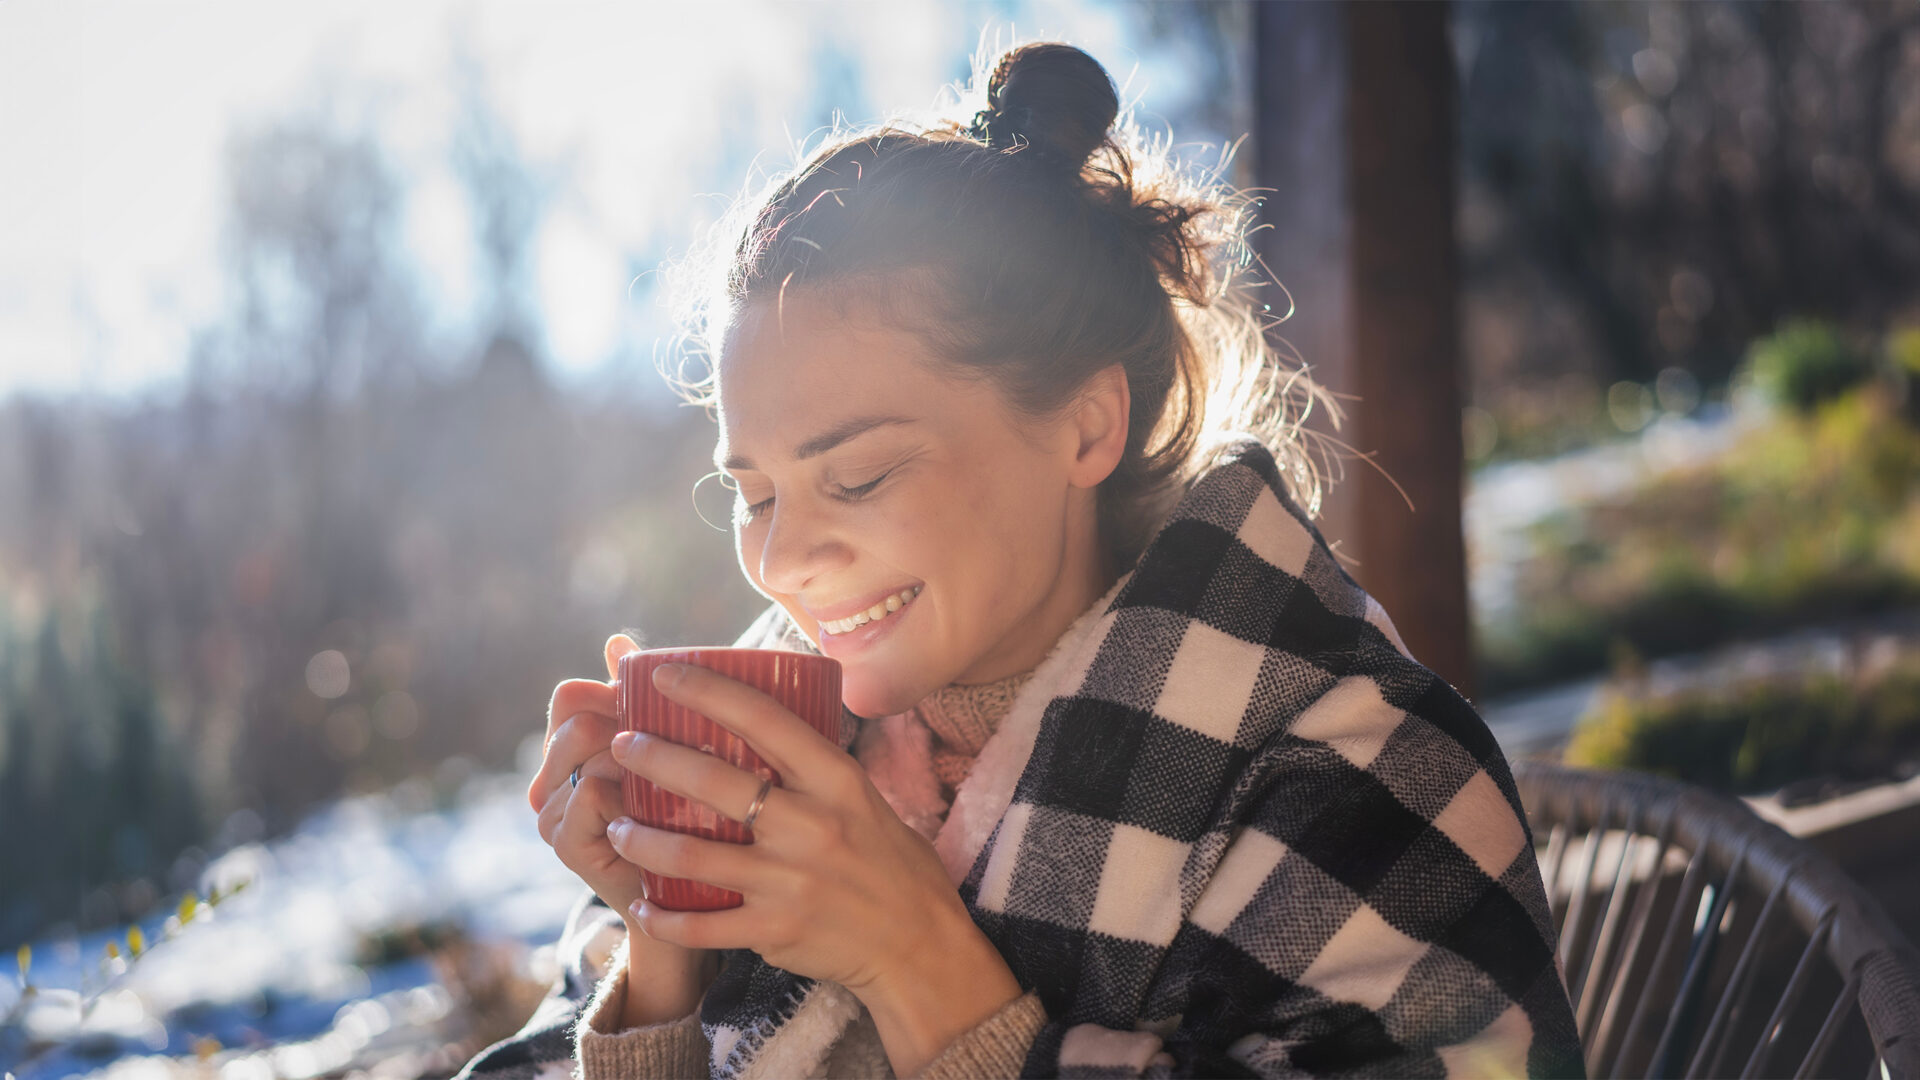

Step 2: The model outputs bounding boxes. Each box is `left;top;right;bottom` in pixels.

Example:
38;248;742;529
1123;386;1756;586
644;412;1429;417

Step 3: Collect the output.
821;586;921;636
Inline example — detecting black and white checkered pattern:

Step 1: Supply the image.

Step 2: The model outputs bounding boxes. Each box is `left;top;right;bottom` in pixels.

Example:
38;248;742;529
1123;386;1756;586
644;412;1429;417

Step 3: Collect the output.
458;437;1586;1078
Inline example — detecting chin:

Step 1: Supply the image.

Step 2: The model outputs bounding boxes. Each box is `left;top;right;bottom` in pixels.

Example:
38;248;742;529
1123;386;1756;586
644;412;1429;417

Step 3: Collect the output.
838;667;928;721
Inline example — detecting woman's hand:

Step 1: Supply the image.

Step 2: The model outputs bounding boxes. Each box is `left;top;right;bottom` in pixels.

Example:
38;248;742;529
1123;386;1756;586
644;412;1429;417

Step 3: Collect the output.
529;634;716;1024
605;662;1025;1075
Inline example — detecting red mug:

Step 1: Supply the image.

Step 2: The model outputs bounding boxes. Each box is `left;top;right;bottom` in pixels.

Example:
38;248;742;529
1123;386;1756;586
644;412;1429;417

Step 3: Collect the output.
615;647;843;911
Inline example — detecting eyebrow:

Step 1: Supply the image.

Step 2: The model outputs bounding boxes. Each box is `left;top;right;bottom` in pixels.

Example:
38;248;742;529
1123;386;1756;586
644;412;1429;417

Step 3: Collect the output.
719;414;917;471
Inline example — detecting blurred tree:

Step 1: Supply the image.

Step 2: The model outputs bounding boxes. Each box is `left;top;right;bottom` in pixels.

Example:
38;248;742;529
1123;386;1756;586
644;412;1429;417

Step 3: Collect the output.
451;46;559;350
1456;0;1920;405
213;103;425;395
0;599;202;948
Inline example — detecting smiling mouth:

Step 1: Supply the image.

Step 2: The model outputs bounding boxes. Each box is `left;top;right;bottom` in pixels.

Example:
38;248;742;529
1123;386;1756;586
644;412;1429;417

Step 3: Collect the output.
818;586;922;636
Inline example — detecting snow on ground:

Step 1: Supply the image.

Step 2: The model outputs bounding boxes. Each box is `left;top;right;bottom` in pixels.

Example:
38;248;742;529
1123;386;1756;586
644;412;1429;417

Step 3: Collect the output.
1;734;586;1079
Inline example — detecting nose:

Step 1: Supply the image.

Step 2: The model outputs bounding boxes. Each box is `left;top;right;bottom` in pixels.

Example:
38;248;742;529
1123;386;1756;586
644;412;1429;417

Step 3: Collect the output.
754;497;851;596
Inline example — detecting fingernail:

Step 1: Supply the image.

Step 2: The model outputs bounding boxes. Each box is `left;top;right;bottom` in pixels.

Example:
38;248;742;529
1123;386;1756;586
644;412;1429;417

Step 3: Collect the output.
652;663;687;689
629;899;647;922
611;731;636;754
607;817;633;839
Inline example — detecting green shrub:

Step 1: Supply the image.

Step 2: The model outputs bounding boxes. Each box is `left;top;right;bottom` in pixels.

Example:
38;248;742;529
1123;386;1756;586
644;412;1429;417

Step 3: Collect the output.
1887;327;1920;380
1746;318;1877;414
1478;379;1920;696
1565;652;1920;795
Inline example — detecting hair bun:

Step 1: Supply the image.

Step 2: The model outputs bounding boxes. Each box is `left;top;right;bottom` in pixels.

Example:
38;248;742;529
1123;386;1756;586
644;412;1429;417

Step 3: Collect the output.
971;42;1118;171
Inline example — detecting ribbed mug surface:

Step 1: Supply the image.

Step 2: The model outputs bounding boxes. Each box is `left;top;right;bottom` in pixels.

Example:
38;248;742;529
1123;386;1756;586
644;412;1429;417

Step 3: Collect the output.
616;647;842;911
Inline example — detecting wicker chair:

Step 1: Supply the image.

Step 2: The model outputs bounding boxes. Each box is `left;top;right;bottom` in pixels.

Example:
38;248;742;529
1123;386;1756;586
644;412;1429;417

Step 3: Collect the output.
1512;760;1920;1080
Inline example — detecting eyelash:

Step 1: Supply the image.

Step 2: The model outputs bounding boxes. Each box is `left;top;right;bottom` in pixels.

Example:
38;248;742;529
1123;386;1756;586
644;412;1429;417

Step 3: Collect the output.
736;470;892;524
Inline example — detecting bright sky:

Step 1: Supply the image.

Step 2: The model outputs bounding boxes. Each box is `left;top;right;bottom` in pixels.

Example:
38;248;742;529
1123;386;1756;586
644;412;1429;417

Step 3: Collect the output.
0;0;1220;402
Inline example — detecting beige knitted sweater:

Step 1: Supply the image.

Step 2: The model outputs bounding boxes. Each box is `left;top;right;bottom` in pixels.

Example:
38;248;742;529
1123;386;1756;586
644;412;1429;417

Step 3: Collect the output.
573;671;1048;1079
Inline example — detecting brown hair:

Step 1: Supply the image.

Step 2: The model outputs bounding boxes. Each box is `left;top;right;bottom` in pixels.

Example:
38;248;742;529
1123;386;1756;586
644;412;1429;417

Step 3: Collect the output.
664;41;1342;572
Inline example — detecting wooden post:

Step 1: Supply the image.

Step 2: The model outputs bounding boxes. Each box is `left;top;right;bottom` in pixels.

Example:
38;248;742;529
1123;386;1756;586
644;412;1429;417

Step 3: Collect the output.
1254;0;1474;699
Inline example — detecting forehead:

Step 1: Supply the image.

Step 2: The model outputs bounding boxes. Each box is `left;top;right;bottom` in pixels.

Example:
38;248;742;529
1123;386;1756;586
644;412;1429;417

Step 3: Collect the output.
714;296;955;449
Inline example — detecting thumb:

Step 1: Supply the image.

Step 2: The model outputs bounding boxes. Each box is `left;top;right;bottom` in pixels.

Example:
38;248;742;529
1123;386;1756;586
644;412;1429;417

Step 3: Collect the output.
604;633;640;680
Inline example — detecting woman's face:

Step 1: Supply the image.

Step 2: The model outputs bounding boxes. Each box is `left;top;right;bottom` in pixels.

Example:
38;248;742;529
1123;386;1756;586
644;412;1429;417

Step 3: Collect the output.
713;294;1123;719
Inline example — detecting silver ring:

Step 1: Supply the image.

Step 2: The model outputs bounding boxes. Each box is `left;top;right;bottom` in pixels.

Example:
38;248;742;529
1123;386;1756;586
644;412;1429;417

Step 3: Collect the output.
570;765;582;790
742;776;774;830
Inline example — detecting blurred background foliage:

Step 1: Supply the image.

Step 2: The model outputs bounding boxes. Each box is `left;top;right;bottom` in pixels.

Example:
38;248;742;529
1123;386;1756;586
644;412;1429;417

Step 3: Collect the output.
1566;640;1920;798
2;0;1919;1070
1480;328;1920;697
1454;0;1920;465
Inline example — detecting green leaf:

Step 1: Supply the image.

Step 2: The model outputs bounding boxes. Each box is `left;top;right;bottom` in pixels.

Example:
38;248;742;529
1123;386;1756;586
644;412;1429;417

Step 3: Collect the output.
203;876;253;909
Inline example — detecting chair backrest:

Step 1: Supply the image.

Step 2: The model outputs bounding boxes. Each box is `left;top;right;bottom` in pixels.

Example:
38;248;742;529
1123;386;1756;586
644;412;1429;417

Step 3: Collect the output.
1512;760;1920;1080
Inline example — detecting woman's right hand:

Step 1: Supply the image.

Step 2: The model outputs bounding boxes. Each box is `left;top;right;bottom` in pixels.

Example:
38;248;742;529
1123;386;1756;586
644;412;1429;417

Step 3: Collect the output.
530;632;718;1024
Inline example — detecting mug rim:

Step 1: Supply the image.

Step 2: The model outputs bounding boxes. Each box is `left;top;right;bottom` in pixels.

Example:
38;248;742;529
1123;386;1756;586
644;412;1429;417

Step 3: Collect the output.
618;645;836;662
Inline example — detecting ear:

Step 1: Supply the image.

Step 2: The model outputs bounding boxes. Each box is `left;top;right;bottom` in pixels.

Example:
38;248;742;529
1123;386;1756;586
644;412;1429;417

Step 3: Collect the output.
1064;364;1130;490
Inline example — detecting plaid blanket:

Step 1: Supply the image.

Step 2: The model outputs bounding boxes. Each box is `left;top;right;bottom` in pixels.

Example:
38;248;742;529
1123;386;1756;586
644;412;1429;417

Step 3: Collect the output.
458;437;1585;1078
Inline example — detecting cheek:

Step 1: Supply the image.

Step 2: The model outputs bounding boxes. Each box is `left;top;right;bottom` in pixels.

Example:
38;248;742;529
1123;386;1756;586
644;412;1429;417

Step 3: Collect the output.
928;472;1059;603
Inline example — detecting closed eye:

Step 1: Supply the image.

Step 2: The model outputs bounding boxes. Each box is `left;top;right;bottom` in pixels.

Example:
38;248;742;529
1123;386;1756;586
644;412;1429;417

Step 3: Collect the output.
732;468;894;526
833;470;892;500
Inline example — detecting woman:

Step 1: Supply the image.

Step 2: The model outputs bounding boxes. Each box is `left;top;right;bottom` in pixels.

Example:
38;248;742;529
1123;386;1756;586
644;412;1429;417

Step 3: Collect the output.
458;41;1585;1080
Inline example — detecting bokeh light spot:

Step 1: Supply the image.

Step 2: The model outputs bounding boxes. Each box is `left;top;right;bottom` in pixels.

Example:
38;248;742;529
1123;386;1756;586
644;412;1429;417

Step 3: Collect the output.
306;650;351;700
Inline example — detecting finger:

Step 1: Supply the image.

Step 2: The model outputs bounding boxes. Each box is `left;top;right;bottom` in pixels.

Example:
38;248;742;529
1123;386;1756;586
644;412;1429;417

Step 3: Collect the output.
613;731;777;828
649;663;846;794
529;709;620;813
631;897;766;951
554;768;627;860
579;746;625;784
530;710;620;812
536;779;571;848
607;819;761;893
542;677;618;765
604;632;640;681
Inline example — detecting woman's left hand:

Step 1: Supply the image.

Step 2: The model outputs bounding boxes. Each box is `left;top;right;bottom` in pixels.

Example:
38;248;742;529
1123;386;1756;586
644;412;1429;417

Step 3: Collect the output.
605;661;1004;1000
